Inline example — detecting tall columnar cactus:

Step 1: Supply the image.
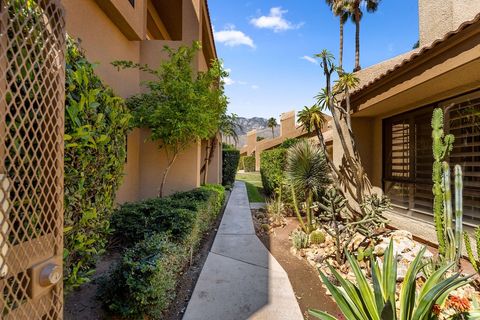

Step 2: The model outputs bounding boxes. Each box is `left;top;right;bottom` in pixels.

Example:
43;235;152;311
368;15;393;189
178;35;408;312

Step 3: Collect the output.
454;165;463;267
431;108;455;256
464;227;480;273
441;163;464;269
442;161;456;263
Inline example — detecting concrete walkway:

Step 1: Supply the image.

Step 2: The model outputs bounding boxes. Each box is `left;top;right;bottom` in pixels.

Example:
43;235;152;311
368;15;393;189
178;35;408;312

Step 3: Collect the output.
183;181;303;320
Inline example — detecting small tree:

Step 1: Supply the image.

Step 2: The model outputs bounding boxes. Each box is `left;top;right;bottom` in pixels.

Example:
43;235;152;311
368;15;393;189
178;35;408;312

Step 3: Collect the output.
113;42;227;197
267;117;278;138
312;50;377;219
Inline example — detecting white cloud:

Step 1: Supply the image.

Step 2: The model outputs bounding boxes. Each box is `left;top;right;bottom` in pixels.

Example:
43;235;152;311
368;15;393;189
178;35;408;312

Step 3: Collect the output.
214;26;255;48
224;77;235;86
251;85;259;90
301;56;318;65
250;7;302;32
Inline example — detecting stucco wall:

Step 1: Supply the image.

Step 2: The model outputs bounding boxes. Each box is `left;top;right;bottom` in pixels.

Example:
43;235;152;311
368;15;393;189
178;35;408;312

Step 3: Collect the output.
63;0;141;98
419;0;480;46
139;129;201;199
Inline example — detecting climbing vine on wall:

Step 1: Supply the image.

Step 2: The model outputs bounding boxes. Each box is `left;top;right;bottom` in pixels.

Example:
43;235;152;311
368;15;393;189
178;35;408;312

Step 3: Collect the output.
63;37;132;290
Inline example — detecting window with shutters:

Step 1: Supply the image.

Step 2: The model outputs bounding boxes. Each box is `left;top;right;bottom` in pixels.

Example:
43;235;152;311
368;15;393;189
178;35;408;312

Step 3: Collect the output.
383;91;480;224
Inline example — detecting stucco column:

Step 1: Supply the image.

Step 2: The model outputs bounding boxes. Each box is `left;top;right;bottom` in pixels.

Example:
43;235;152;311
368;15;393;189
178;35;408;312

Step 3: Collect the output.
246;130;257;156
280;111;296;137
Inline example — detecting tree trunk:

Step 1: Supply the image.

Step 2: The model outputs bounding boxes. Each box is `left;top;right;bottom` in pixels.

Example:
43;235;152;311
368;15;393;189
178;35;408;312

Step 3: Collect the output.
339;18;344;70
354;7;361;72
322;55;367;217
200;136;218;184
202;140;210;185
271;127;274;138
159;152;178;198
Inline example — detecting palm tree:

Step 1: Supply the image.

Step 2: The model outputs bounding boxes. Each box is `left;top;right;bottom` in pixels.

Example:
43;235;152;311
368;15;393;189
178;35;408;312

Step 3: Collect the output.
286;140;330;233
297;105;326;140
350;0;381;72
325;0;351;70
297;105;339;181
220;113;240;146
334;72;359;128
267;117;277;138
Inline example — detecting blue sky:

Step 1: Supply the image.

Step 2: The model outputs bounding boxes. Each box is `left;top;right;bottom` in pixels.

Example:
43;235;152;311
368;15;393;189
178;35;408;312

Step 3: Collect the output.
208;0;419;119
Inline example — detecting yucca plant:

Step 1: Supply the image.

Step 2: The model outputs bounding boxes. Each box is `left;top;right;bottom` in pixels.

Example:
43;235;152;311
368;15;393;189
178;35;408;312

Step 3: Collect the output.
286;140;330;233
309;240;472;320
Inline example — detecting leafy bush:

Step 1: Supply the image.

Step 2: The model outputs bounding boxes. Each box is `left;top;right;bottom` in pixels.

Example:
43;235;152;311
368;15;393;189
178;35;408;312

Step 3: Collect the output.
64;37;132;290
111;186;225;246
222;143;236;151
102;185;225;318
241;155;256;172
111;198;197;245
222;149;240;186
279;138;302;149
260;148;288;196
99;234;185;319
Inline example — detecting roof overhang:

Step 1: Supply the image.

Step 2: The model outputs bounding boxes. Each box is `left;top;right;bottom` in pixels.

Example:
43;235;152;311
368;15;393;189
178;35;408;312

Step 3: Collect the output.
351;14;480;118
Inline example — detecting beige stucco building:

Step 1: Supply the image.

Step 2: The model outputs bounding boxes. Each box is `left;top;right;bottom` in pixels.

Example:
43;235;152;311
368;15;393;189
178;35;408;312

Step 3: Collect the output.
62;0;221;202
337;1;480;227
240;111;333;171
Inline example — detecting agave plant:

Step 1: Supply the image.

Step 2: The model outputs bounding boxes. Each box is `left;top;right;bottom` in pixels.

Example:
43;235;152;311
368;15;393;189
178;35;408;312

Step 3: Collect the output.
309;241;472;320
285;140;330;233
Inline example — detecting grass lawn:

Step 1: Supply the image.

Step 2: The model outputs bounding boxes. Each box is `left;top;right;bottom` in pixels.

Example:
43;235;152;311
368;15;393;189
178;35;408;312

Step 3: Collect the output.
236;172;265;203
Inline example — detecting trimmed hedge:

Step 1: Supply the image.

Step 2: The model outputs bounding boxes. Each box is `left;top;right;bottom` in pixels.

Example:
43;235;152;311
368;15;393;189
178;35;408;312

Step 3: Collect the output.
260;148;287;197
240;155;256;172
101;185;225;318
222;149;240;186
100;234;184;319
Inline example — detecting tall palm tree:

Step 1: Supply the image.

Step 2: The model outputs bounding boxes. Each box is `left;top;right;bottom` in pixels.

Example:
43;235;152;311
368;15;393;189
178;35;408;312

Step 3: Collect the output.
351;0;381;72
325;0;351;70
267;117;278;138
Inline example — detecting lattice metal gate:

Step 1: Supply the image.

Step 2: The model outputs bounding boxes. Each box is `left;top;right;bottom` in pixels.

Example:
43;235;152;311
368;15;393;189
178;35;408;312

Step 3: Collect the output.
0;0;65;319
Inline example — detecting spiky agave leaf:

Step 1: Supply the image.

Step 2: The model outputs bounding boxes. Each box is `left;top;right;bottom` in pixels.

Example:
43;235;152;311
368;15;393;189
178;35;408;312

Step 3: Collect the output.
285;140;330;197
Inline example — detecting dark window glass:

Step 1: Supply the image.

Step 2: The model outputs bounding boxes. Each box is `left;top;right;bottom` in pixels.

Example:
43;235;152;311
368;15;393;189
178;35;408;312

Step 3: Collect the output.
383;93;480;223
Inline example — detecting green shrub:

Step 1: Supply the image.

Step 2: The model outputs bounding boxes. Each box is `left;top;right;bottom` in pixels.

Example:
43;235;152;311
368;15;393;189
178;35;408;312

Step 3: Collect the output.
64;37;132;290
260;148;288;196
102;185;225;318
111;186;225;246
309;230;326;244
279;138;301;149
111;198;197;245
222;149;240;186
241;155;256;172
99;234;185;319
222;143;236;151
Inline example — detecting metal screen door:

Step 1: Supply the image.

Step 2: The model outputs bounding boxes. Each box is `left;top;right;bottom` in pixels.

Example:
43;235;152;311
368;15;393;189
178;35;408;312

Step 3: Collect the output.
0;0;65;319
